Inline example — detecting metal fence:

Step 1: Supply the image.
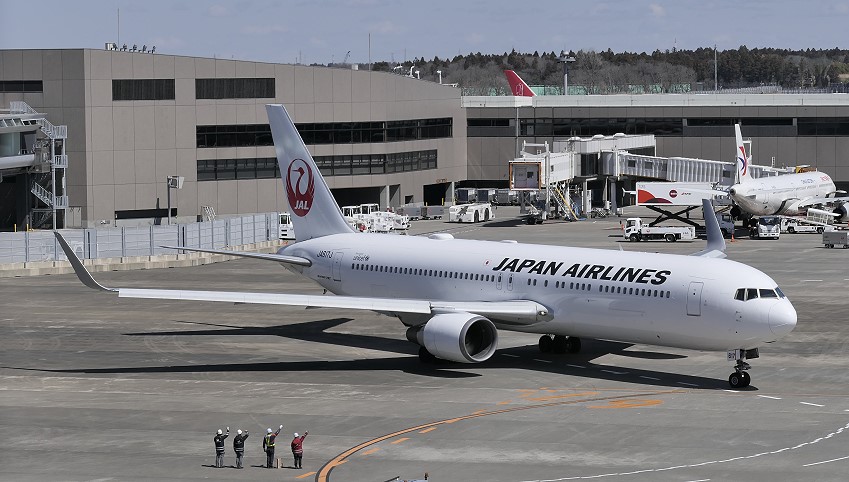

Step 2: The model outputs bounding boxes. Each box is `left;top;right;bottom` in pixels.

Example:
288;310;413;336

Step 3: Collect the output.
0;213;280;264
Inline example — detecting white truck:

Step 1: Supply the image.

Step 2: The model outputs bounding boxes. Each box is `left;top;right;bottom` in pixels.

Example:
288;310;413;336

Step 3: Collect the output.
782;217;831;234
749;215;781;239
448;203;493;223
279;212;295;239
624;218;696;242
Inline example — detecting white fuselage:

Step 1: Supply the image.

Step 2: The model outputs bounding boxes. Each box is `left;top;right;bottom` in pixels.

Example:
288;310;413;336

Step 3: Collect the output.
731;172;835;216
281;233;796;352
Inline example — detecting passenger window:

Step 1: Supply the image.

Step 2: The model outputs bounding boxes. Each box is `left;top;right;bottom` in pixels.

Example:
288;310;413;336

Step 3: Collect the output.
746;288;759;300
735;289;745;301
533;279;537;286
759;289;778;298
544;280;548;287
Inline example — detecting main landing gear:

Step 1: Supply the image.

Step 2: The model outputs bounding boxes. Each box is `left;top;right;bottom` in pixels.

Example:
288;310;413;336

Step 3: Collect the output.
727;348;759;388
538;335;581;354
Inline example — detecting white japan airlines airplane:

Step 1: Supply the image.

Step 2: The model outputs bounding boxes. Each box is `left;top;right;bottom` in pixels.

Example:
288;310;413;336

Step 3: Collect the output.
54;105;797;389
728;124;849;220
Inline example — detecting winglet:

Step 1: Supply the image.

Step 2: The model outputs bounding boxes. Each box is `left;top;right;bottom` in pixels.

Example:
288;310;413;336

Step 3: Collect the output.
692;199;727;258
53;231;115;292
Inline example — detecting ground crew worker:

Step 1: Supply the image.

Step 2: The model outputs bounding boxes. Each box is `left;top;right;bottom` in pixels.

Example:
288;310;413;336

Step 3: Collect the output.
213;427;229;468
262;424;283;468
232;429;249;469
291;431;308;469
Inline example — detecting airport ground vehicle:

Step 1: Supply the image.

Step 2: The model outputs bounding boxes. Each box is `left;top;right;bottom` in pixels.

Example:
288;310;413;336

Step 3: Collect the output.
448;203;493;223
782;217;828;234
823;231;849;248
749;216;781;239
624;218;696;242
279;212;295;239
494;189;518;205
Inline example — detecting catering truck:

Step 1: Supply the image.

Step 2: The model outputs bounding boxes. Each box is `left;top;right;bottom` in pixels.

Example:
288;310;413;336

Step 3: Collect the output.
623;217;696;242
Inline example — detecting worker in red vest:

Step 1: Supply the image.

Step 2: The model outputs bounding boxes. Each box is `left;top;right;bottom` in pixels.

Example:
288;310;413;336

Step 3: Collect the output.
290;431;308;469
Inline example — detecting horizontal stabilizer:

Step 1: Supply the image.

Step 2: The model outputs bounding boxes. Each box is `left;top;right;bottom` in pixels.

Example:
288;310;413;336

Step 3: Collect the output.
160;245;311;266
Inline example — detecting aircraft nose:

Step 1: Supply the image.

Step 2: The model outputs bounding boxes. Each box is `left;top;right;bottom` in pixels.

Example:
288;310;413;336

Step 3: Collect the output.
768;302;797;337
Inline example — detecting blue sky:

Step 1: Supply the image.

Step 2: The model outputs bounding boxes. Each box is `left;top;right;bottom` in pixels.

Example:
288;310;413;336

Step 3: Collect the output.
1;0;846;65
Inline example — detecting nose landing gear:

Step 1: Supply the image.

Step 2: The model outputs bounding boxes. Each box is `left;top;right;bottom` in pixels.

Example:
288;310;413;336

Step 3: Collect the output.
727;348;758;388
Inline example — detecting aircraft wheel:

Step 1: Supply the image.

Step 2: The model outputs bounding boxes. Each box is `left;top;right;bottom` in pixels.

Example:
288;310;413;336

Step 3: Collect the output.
552;335;568;354
527;217;536;225
538;335;553;353
728;372;747;388
418;346;437;364
740;371;751;387
565;337;582;353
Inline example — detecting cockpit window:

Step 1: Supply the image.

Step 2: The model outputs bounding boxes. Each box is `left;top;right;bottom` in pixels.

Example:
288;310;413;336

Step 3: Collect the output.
736;287;785;301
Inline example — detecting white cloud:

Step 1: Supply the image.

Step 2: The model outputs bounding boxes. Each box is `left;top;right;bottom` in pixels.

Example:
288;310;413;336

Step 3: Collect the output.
649;3;666;17
208;5;229;17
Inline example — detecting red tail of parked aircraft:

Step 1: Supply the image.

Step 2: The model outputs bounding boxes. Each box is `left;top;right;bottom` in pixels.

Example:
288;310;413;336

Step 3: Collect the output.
504;70;535;97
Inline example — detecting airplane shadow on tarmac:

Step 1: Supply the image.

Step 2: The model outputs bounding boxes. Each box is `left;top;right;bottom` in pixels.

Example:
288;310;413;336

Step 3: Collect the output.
8;316;754;391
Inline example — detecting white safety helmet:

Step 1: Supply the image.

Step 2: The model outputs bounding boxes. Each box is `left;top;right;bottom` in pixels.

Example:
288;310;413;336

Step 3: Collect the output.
217;429;223;435
293;432;299;438
237;429;242;435
267;428;273;433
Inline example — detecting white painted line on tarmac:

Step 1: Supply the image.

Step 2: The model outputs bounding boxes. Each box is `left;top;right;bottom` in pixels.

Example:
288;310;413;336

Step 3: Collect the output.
802;455;849;467
533;359;552;363
640;376;661;381
501;353;519;357
800;401;824;407
723;389;739;393
684;479;711;482
566;364;586;369
758;395;782;400
601;369;628;375
801;279;823;282
677;382;699;387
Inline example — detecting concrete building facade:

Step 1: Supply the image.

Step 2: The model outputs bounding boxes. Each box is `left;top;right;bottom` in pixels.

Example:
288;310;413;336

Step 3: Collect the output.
0;49;466;228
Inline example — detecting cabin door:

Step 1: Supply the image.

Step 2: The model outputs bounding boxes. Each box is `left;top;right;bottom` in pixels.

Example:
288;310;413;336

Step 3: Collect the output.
687;281;703;316
332;252;343;281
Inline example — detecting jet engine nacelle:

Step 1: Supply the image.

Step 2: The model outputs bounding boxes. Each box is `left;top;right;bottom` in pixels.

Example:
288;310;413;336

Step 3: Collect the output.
833;204;849;222
406;312;498;363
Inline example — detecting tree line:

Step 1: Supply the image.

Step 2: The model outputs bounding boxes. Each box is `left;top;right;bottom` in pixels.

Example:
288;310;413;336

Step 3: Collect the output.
361;46;849;94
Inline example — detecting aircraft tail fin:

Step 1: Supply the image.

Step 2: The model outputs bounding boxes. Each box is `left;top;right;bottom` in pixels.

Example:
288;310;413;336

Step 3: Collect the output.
504;70;536;97
266;104;352;240
735;124;752;184
692;199;727;258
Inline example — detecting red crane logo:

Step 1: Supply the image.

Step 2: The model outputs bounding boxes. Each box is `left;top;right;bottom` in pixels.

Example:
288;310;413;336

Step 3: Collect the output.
286;159;315;217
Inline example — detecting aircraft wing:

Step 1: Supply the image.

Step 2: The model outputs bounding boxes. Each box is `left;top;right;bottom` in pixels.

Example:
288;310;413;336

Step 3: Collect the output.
795;196;849;209
54;232;550;325
159;245;311;267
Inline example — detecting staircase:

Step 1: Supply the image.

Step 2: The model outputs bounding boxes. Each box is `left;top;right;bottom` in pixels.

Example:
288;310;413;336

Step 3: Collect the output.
551;184;579;221
11;101;68;228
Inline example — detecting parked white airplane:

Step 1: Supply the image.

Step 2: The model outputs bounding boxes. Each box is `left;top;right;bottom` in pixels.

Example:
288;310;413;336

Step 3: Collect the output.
728;124;849;219
54;105;798;388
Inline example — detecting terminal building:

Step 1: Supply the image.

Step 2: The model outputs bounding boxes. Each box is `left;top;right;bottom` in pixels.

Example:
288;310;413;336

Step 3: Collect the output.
3;47;849;229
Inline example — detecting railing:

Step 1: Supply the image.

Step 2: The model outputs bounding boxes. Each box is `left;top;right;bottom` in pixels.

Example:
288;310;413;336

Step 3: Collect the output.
30;182;53;206
0;213;281;264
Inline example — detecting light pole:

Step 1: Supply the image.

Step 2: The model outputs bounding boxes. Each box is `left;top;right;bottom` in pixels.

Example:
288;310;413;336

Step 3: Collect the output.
559;55;576;95
166;175;184;225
